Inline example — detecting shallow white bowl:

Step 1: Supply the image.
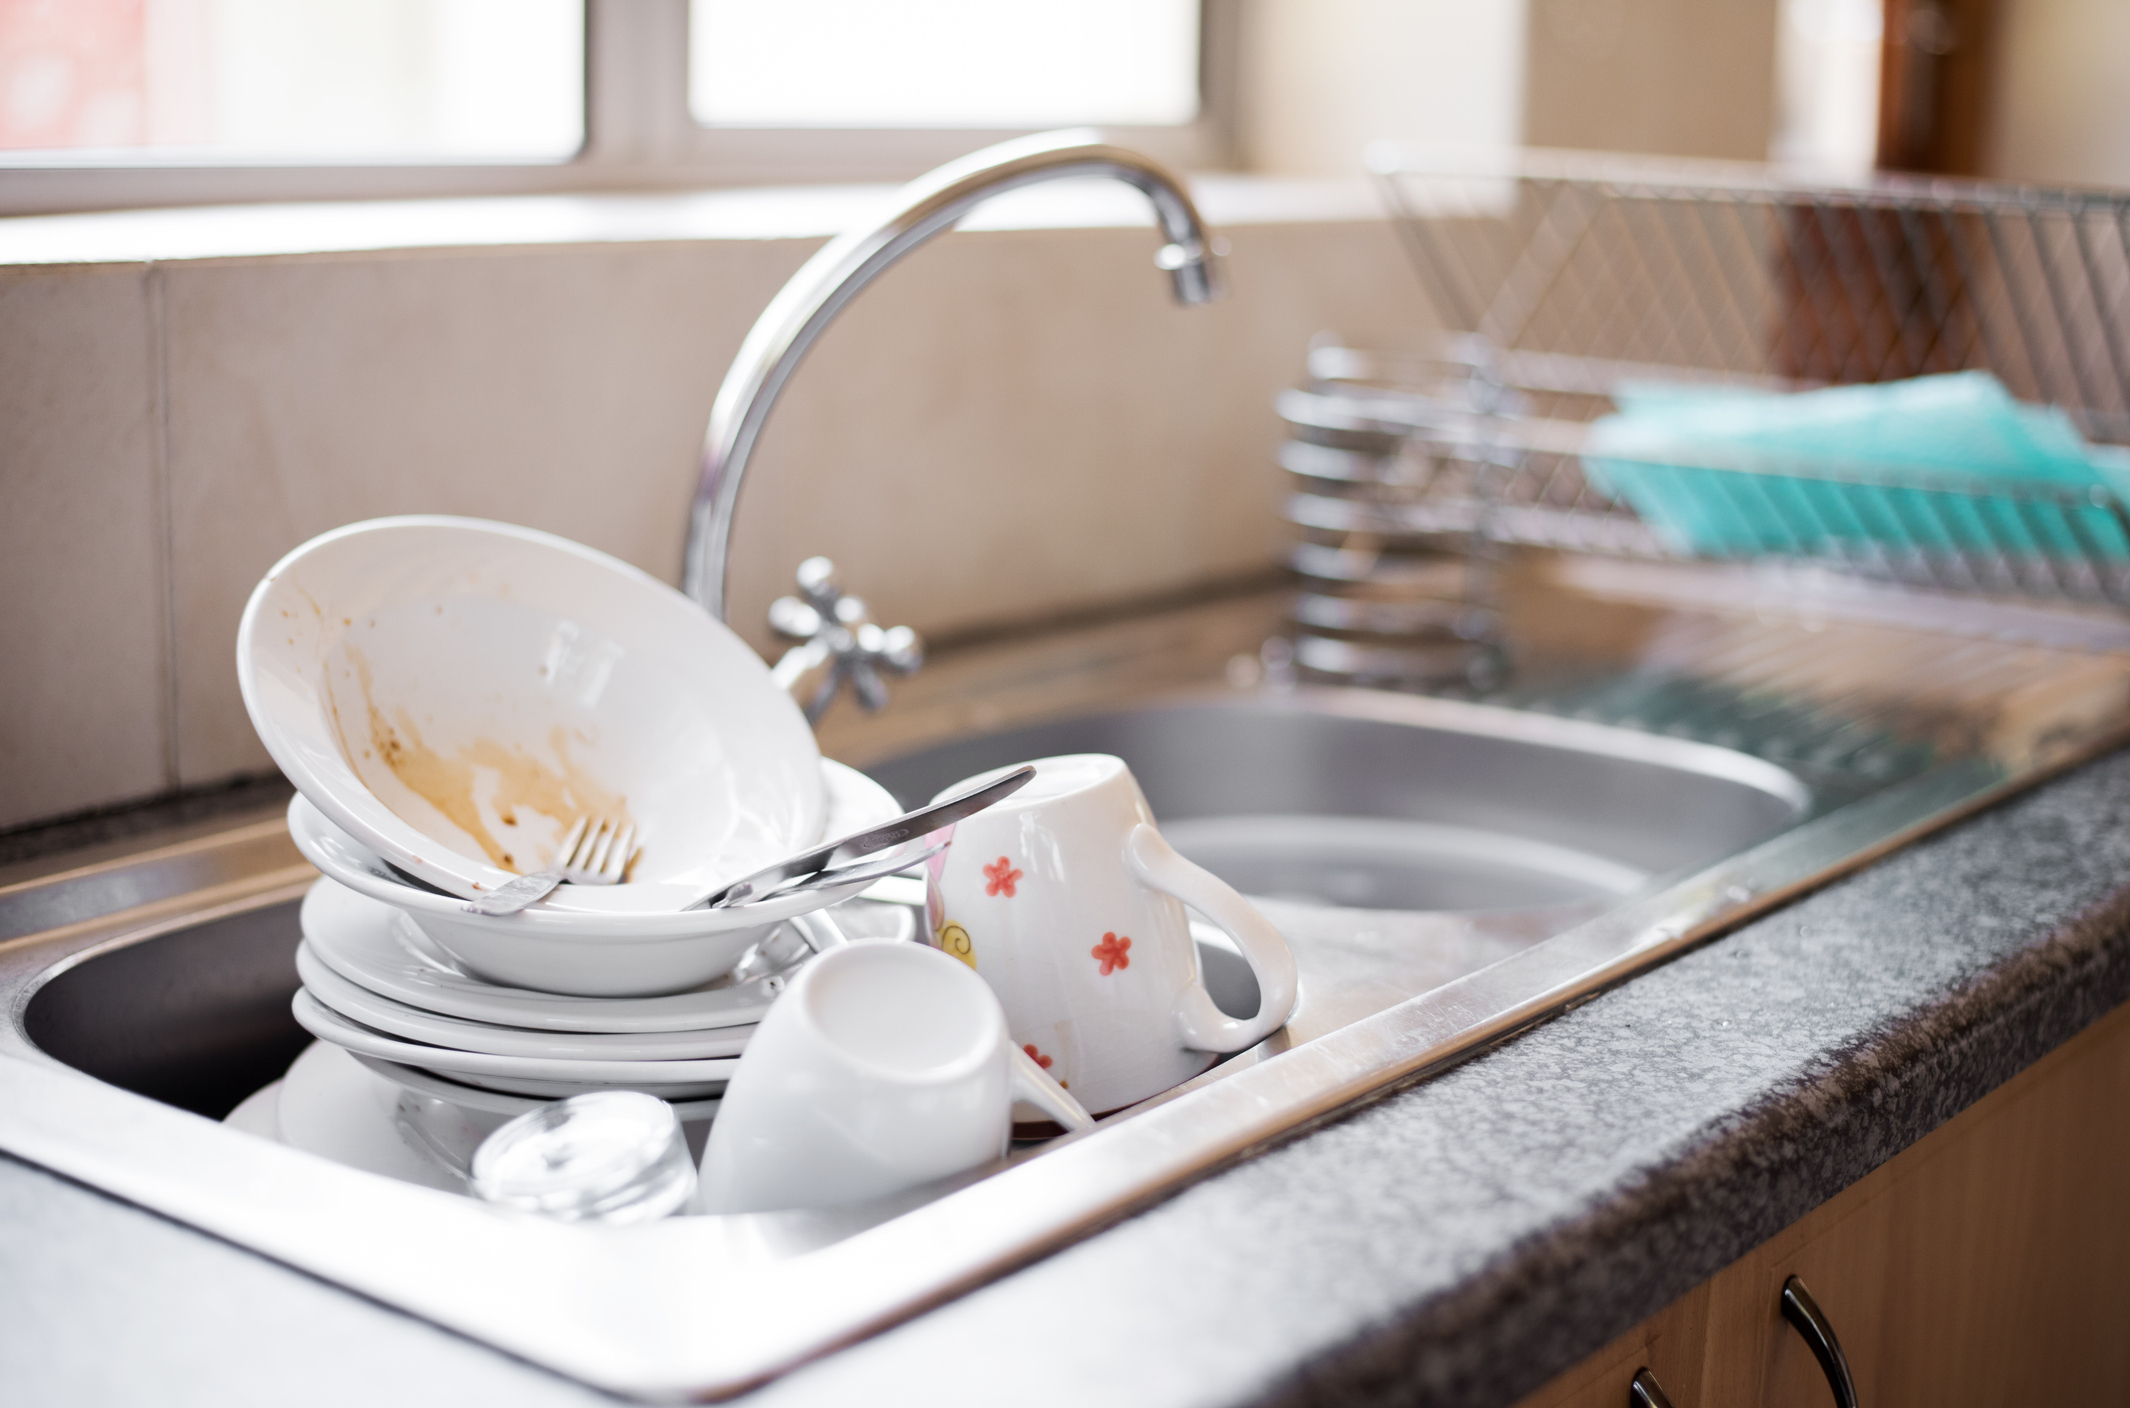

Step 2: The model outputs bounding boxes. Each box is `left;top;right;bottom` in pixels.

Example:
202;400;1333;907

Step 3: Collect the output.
296;876;806;1031
291;757;906;997
238;516;823;915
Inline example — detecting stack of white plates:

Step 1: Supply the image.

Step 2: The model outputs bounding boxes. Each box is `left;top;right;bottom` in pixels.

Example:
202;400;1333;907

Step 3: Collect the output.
278;749;923;1140
288;879;826;1112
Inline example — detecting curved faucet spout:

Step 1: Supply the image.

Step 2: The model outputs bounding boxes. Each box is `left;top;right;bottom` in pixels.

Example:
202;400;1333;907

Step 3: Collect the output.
682;128;1224;621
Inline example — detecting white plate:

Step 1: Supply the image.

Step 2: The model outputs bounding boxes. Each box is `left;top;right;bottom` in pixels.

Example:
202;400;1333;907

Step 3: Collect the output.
297;945;756;1060
287;760;915;996
273;1040;476;1192
422;1068;725;1101
350;1055;723;1122
241;1045;720;1194
301;878;810;1033
223;1081;283;1140
238;516;824;914
293;989;741;1086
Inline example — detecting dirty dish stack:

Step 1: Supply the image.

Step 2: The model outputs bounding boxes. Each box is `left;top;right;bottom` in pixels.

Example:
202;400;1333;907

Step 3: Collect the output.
234;516;924;1132
283;780;919;1118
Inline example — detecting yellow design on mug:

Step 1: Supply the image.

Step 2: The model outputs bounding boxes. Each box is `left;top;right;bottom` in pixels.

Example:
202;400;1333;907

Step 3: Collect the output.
937;921;976;969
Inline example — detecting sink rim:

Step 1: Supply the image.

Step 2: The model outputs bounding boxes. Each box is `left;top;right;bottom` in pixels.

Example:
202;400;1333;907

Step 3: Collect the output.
1167;684;1814;816
859;683;1816;820
0;684;2083;1402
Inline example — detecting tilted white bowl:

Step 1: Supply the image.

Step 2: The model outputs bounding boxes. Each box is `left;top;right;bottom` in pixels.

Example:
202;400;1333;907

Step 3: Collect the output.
289;757;910;997
238;516;824;915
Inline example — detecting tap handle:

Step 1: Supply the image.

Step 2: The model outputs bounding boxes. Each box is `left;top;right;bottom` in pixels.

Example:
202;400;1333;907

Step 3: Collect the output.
767;595;823;641
766;557;925;722
794;556;842;615
770;558;860;640
875;624;923;676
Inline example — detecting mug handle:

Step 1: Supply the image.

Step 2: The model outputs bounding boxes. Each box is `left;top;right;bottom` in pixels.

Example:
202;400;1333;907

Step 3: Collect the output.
1009;1043;1094;1130
1125;824;1300;1054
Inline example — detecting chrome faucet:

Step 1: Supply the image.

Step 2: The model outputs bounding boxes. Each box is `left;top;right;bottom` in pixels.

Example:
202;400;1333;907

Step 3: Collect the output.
681;128;1224;720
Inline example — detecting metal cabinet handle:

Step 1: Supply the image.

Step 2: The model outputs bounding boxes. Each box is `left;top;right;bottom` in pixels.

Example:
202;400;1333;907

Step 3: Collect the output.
1628;1368;1675;1408
1780;1275;1860;1408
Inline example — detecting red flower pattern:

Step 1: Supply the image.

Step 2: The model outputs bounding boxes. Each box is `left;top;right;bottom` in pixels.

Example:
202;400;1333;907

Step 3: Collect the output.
1022;1043;1053;1070
982;856;1022;898
1091;931;1132;975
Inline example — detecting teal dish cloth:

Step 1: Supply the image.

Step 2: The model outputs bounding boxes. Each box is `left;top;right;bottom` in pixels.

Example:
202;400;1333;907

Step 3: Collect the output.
1584;371;2130;562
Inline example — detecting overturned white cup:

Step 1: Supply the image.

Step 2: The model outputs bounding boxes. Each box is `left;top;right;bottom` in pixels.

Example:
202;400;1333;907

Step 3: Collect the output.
697;941;1090;1215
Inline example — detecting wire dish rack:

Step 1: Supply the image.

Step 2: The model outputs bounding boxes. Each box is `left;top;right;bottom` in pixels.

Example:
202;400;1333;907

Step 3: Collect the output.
1280;147;2130;688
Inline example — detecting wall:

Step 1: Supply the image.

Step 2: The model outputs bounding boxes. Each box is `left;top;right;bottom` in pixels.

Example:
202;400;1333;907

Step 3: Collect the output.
1239;0;1529;177
1523;0;1781;160
0;187;1430;830
1982;0;2130;188
1236;0;1778;175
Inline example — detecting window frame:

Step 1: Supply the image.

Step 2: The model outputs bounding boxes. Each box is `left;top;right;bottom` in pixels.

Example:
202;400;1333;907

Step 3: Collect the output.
0;0;1238;216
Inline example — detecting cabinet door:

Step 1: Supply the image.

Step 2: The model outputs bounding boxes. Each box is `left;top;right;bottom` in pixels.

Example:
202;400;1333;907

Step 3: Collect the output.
1700;1189;1891;1407
1513;1283;1709;1408
1867;1000;2130;1404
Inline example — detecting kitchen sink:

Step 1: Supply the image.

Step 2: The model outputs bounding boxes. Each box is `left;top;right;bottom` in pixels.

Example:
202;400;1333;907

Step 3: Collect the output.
0;680;2073;1398
13;691;1807;1127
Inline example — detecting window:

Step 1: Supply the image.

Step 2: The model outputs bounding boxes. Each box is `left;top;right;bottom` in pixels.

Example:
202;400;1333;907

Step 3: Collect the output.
689;0;1199;130
0;0;583;160
0;0;1227;215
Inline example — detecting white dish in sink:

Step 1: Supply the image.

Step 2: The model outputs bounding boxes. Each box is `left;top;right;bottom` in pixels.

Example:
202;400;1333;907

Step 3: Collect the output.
237;515;825;915
297;876;813;1032
288;751;907;996
292;989;738;1092
296;945;756;1061
350;1054;724;1122
269;1041;482;1193
238;1044;720;1194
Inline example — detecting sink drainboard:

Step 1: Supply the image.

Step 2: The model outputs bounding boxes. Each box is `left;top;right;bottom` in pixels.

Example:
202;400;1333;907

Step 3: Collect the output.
0;685;2081;1399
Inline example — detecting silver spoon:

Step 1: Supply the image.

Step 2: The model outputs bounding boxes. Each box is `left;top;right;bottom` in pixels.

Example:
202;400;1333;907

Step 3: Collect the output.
730;838;947;912
689;765;1034;910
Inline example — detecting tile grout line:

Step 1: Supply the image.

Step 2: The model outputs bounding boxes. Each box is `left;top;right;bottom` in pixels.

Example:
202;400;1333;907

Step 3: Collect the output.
147;261;181;793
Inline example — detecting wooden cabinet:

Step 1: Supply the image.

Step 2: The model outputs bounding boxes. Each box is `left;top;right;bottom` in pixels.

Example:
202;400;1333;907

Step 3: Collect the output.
1514;1285;1710;1408
1514;998;2130;1407
1700;1179;1889;1407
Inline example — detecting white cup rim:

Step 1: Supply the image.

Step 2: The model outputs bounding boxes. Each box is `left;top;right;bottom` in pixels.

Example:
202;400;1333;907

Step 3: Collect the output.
791;942;1002;1087
929;753;1127;813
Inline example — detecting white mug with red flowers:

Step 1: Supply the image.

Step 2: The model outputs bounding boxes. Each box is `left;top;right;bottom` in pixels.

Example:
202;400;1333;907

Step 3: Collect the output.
922;754;1299;1116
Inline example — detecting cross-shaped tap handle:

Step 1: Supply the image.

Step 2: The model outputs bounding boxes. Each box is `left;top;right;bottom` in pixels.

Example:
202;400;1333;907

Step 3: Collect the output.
768;557;924;724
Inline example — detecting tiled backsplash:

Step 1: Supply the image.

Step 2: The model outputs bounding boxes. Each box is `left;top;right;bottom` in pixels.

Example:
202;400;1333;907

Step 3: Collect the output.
0;190;1428;830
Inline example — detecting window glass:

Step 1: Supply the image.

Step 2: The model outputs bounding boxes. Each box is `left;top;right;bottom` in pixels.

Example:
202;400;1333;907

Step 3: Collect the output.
0;0;582;159
689;0;1199;129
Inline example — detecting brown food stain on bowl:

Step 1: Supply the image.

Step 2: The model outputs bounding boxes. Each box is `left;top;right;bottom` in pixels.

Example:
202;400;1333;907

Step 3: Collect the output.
338;643;631;875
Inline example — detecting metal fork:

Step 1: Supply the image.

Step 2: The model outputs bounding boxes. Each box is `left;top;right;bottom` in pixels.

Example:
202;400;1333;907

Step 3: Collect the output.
462;816;637;916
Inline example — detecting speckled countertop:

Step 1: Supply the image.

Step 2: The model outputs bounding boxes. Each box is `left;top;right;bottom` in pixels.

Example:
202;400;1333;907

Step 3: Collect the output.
7;745;2130;1408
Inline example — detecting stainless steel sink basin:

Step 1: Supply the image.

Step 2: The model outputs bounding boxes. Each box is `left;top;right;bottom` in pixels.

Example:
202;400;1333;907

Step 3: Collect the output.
23;899;311;1120
866;690;1810;1043
0;681;2066;1398
864;691;1809;910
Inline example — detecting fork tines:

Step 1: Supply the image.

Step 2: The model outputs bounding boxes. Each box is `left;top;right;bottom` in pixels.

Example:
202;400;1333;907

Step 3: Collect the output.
560;817;636;886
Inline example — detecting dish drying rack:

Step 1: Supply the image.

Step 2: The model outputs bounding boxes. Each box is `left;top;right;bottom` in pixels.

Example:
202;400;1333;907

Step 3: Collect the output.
1282;147;2130;690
